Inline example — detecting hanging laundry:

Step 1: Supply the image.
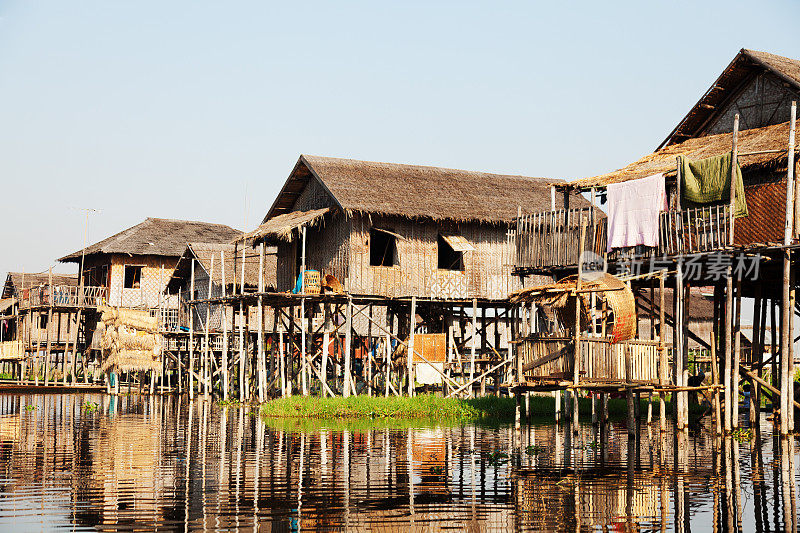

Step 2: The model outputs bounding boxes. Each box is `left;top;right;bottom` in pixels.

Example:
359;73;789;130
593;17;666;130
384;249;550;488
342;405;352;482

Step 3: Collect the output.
606;173;667;252
679;152;748;217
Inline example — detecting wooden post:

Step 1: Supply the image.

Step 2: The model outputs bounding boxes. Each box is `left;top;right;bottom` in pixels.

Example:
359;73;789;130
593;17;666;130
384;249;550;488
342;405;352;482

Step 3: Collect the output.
189;258;195;400
367;304;373;396
573;217;587;430
300;297;307;396
238;245;246;402
321;304;330;397
204;255;214;400
279;326;287;398
659;271;667;432
344;298;353;397
480;307;487;396
675;259;686;430
781;101;796;435
384;332;391;398
43;268;53;386
408;297;417;397
221;251;229;401
732;277;742;429
257;242;265;402
711;282;722;435
750;284;763;426
724;268;734;433
469;298;477;398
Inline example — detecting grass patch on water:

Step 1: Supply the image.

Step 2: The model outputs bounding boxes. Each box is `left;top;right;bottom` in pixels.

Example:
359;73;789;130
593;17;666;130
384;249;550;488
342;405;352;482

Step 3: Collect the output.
260;394;483;421
259;393;684;424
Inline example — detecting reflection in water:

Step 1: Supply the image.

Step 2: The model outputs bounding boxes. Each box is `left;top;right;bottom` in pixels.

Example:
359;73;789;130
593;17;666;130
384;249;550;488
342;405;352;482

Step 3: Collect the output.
0;394;797;531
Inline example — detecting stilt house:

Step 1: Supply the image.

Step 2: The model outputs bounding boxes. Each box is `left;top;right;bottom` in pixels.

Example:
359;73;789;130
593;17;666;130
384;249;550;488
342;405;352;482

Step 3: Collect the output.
244;155;587;300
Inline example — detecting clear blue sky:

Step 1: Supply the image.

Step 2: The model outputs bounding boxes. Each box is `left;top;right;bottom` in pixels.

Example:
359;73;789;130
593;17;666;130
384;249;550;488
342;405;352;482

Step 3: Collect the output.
1;0;797;280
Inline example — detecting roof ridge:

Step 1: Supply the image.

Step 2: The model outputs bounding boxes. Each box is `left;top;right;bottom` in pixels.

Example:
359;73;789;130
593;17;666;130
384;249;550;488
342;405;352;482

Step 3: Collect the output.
301;154;559;183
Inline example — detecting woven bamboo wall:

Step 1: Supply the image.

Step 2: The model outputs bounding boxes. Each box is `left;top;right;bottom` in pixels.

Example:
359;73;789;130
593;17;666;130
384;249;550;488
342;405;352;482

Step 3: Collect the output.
108;254;178;308
276;215;351;292
346;213;519;299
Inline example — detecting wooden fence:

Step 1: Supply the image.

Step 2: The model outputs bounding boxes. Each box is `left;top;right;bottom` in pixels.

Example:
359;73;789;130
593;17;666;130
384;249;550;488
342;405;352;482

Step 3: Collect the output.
519;335;668;384
513;204;733;270
0;341;24;361
514;208;606;269
659;204;732;255
18;285;107;309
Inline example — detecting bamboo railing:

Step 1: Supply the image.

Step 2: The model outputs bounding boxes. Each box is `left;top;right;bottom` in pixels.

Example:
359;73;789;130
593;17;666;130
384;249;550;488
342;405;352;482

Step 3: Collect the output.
514;207;606;269
519;335;668;384
659;204;732;255
18;285;107;309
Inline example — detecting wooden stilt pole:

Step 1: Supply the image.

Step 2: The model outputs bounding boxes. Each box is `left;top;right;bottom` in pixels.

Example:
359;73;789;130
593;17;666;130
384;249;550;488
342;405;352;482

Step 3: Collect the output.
711;282;722;435
676;260;686;430
257;242;265;402
344;298;353;397
724;270;734;432
189;258;195;400
322;304;330;397
220;251;229;401
732;277;742;429
408;297;416;397
204;255;214;400
469;298;477;398
658;271;667;432
480;307;487;396
238;245;246;402
750;284;763;426
44;268;53;386
781;101;796;435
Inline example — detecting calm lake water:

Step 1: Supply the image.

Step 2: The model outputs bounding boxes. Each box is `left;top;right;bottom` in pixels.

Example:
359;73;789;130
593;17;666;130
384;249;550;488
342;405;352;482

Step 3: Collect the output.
0;393;796;532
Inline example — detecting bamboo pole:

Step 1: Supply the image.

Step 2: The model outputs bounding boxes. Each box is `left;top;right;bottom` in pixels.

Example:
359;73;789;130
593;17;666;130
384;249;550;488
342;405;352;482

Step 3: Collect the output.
238;245;245;402
343;298;352;397
43;268;53;386
408;296;416;397
470;299;477;398
711;282;722;435
384;333;391;397
221;251;229;401
675;260;686;430
658;271;667;432
204;255;214;400
732;277;742;429
257;242;265;402
189;259;195;400
573;217;587;429
322;304;330;397
780;101;796;435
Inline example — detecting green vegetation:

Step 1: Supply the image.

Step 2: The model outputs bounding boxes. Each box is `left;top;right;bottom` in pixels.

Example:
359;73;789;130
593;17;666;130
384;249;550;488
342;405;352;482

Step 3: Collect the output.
258;393;685;424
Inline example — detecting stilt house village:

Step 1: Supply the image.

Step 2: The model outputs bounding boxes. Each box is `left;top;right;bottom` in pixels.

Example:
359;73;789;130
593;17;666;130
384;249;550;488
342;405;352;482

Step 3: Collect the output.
4;48;800;435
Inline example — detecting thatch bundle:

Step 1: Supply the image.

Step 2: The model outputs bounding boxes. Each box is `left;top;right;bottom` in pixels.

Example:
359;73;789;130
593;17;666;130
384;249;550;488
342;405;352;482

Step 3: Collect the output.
99;306;162;373
510;273;636;343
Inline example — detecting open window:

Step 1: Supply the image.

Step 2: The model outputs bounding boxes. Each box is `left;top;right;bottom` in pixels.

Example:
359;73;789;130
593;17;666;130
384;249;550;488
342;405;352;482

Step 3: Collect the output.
124;265;143;289
39;314;48;329
438;234;473;271
370;228;397;267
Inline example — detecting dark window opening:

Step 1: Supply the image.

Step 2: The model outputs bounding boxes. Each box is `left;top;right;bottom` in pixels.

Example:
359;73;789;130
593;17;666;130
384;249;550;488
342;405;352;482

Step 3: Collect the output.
124;265;143;289
39;314;48;329
370;229;396;267
438;235;464;271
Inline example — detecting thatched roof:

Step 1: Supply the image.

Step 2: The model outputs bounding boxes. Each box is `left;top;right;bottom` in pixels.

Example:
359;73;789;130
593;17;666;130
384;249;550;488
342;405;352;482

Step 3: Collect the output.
236;208;330;244
2;272;78;299
264;155;586;225
59;218;242;263
0;298;15;314
661;49;800;148
510;273;637;343
166;242;275;292
572;120;798;189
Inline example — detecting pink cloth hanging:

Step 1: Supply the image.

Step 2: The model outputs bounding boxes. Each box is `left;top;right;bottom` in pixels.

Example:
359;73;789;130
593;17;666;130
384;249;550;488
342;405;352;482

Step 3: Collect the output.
606;173;667;252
